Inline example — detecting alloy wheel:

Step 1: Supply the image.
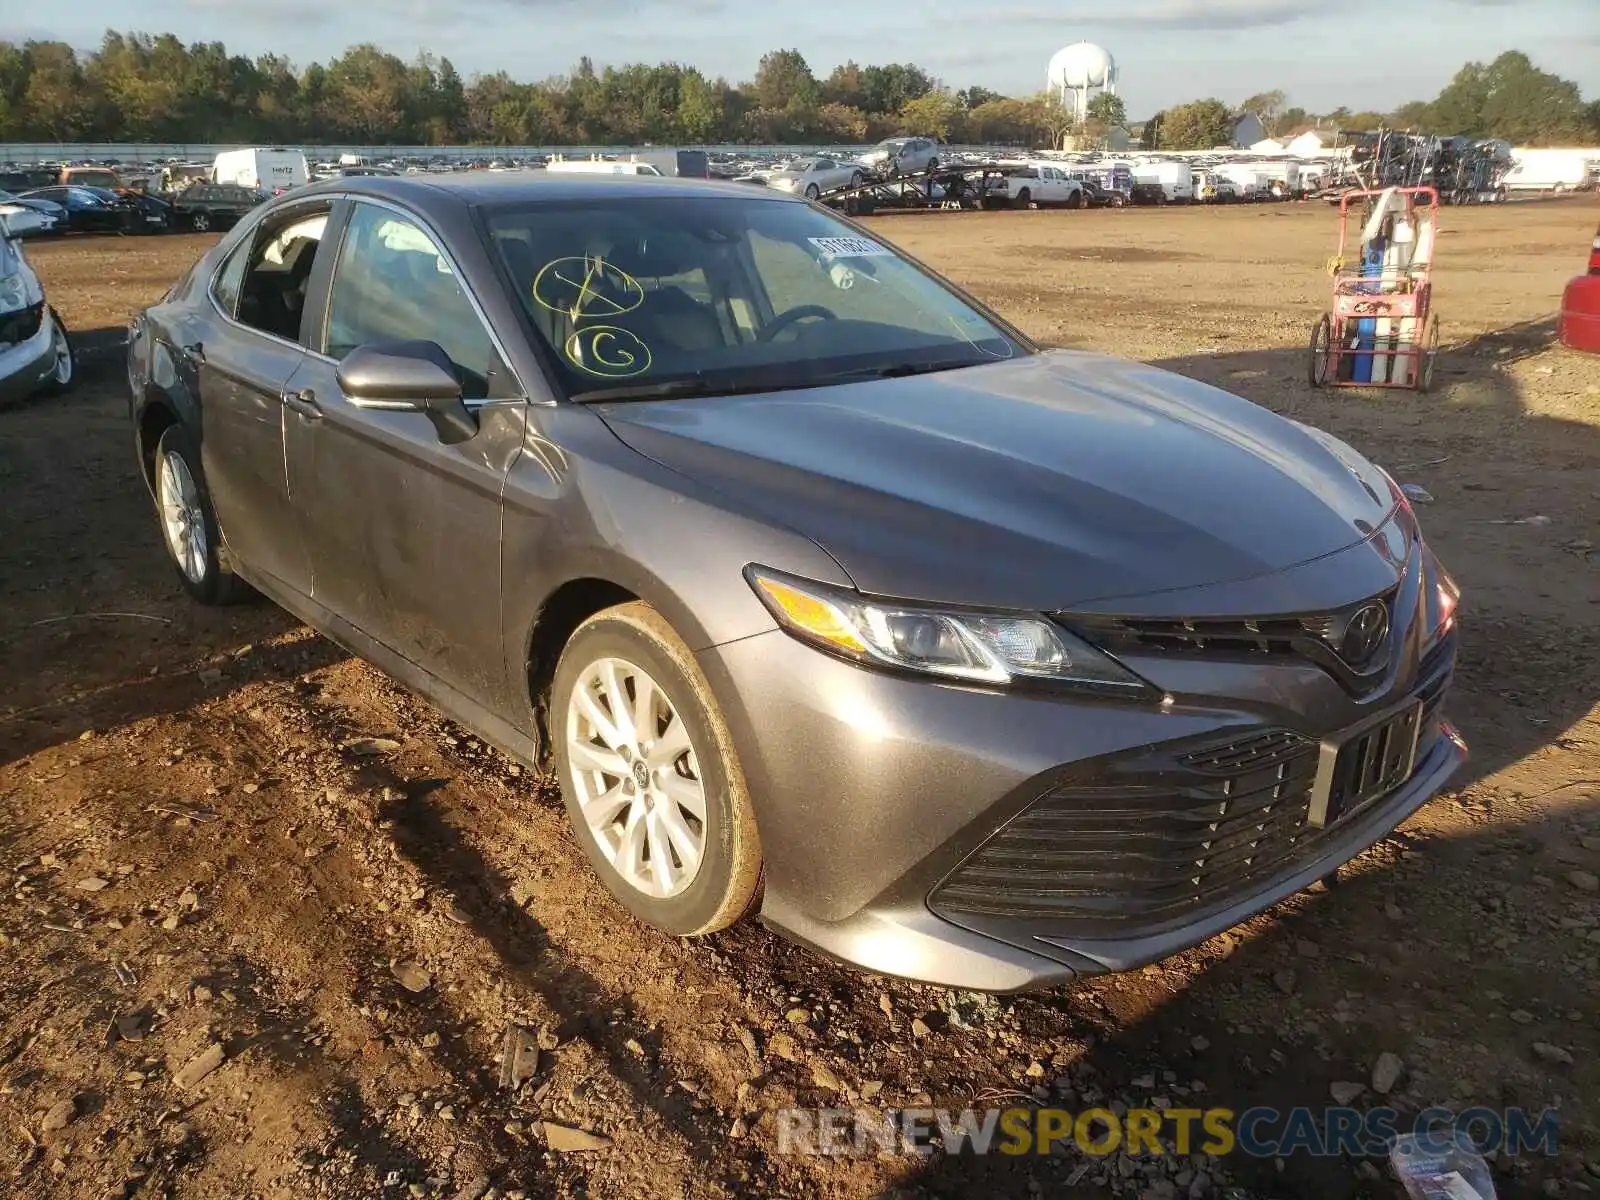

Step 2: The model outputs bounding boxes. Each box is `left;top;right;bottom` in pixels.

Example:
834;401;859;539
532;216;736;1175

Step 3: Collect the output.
565;656;707;899
159;449;208;584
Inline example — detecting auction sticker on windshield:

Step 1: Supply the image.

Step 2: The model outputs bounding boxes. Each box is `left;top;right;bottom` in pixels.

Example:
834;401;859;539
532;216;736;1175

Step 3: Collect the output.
808;236;894;259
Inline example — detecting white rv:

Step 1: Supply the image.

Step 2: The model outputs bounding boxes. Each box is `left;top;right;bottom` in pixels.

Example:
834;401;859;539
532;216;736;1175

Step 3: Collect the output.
211;148;309;193
1503;149;1592;193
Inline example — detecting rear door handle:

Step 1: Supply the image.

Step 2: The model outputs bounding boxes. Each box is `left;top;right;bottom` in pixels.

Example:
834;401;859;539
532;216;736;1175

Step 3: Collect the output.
282;388;321;419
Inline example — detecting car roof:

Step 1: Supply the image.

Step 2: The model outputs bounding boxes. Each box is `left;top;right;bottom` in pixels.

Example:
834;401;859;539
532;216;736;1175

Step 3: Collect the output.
289;171;797;213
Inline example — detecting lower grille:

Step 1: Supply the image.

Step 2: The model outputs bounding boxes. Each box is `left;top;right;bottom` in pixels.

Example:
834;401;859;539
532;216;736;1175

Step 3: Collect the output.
930;640;1456;939
0;302;43;346
929;730;1325;935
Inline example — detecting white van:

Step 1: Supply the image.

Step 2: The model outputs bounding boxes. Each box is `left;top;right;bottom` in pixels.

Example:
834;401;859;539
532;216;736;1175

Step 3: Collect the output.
1131;161;1195;203
543;158;664;177
211;148;310;193
1503;149;1592;193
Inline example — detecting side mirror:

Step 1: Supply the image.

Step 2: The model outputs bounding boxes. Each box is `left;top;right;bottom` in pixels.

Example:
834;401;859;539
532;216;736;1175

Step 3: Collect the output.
336;340;478;445
1;209;52;239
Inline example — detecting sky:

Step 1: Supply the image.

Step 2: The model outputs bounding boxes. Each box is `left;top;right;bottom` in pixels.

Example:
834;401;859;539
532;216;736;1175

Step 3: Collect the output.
7;0;1600;118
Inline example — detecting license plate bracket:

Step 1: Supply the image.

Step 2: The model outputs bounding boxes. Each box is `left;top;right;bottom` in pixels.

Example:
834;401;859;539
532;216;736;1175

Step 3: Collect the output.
1308;700;1424;829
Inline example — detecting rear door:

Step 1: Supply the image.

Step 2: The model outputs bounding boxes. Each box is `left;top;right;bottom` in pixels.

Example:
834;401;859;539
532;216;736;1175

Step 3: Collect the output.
284;197;526;711
188;199;337;596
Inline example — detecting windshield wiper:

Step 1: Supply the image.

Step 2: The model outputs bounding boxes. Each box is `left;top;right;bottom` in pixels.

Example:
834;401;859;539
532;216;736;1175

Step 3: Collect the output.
817;358;986;384
569;377;793;404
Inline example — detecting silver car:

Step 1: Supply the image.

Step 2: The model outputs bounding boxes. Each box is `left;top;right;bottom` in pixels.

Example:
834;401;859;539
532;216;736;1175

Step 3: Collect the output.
126;174;1465;993
764;156;866;200
858;136;942;177
0;209;74;404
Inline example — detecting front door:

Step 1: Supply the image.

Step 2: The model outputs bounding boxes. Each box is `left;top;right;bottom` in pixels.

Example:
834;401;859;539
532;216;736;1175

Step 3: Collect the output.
196;203;336;596
284;198;525;713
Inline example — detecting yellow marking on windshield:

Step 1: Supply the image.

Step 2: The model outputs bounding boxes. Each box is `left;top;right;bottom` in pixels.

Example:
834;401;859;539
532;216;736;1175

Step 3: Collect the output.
531;255;645;319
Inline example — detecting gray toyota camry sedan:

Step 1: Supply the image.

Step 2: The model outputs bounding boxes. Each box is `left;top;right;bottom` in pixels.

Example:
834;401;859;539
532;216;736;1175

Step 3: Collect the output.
126;173;1465;991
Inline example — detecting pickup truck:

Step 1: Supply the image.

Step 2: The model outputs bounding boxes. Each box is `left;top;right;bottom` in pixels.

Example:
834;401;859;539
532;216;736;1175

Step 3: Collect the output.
169;183;268;232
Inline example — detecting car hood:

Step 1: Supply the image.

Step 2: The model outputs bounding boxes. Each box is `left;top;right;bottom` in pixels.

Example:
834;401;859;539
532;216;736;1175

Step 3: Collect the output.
597;350;1399;611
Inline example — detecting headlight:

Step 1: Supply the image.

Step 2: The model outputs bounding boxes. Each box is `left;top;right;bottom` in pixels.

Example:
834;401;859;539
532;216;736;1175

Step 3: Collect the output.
0;272;26;313
1422;552;1460;643
746;566;1152;694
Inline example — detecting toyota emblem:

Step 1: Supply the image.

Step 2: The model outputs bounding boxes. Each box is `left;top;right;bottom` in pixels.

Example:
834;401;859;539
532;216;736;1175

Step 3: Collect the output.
1339;602;1390;663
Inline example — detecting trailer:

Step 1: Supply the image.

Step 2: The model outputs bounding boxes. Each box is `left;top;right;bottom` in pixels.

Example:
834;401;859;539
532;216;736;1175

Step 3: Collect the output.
807;160;1016;213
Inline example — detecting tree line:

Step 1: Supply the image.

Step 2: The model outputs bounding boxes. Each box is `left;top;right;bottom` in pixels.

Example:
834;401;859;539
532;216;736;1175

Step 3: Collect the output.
0;35;1594;150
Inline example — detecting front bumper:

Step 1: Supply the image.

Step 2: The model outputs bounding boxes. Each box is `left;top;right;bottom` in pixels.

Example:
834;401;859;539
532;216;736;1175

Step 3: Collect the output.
0;309;56;405
699;581;1464;993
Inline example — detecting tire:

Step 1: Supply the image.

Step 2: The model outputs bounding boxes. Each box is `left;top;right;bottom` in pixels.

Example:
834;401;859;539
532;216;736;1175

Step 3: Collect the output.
191;210;211;232
151;424;255;605
1309;313;1332;388
1065;189;1083;209
804;183;820;200
1416;313;1441;393
849;171;863;189
551;602;763;937
1014;187;1032;210
39;308;74;396
925;158;938;173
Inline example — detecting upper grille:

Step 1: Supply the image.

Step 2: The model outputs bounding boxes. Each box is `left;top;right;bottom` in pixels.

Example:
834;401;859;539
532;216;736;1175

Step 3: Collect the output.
0;301;43;347
1067;592;1398;697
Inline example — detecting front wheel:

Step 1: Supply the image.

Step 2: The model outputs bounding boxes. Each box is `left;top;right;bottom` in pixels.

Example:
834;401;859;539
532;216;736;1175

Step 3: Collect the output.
804;183;820;201
152;424;255;605
191;210;211;232
39;309;74;395
1065;189;1083;209
1014;187;1032;210
551;602;763;936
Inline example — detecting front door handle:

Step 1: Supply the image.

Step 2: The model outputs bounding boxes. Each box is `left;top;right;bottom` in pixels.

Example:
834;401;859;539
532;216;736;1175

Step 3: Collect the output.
179;341;204;364
283;388;321;419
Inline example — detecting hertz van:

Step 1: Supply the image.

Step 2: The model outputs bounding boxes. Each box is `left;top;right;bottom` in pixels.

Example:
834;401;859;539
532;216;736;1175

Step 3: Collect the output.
211;148;310;194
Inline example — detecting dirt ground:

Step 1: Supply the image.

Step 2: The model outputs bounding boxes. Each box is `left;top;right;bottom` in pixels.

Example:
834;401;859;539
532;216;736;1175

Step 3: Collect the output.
2;197;1597;1200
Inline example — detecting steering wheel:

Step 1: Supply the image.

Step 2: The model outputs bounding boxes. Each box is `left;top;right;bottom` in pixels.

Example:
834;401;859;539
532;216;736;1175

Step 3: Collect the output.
758;304;838;342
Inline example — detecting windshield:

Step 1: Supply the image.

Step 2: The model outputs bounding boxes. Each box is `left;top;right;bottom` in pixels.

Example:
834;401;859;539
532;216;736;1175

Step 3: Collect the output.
484;195;1026;399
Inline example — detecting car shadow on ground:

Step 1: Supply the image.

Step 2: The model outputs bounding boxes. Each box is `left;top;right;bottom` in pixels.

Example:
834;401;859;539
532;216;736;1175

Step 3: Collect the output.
0;342;336;763
875;316;1598;1199
873;807;1598;1200
344;758;789;1194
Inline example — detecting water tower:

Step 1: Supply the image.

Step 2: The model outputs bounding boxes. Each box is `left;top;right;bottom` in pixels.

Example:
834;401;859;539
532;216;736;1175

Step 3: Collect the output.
1047;42;1117;124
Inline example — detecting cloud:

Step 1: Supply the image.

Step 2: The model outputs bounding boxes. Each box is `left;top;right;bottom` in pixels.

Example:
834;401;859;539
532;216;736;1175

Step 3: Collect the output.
1000;0;1323;30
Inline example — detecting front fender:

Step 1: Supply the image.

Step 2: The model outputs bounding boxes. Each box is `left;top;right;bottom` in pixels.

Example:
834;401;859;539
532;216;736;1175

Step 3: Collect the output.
499;403;853;731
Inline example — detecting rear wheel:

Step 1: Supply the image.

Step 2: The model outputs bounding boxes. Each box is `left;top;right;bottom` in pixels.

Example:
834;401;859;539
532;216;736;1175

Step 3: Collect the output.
1065;189;1083;209
1309;313;1333;387
1014;187;1032;210
551;602;763;936
152;424;255;605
